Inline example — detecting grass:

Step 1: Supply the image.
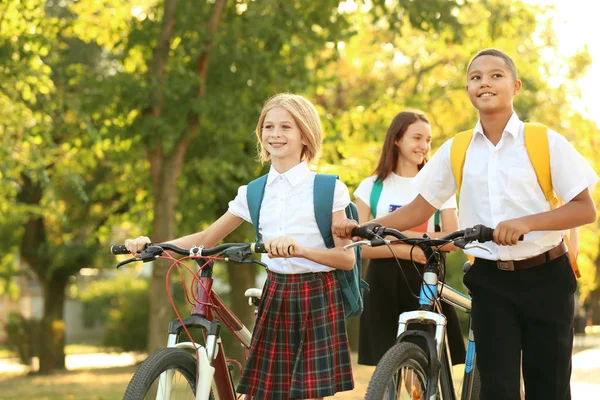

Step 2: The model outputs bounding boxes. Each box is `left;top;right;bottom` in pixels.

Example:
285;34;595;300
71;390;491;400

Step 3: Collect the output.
0;365;136;400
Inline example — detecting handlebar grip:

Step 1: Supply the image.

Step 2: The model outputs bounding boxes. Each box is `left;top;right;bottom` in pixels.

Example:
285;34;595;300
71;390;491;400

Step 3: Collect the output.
253;243;267;253
469;225;525;243
111;244;130;255
479;226;494;243
351;223;382;239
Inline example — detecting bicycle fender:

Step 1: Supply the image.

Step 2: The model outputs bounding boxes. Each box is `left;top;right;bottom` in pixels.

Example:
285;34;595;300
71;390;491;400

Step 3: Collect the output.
395;330;440;399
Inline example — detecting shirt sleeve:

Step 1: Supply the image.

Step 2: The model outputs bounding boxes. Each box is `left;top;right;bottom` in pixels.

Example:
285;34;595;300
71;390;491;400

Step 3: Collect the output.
227;185;252;223
354;176;376;205
548;130;599;203
412;139;457;209
440;193;458;210
333;180;351;212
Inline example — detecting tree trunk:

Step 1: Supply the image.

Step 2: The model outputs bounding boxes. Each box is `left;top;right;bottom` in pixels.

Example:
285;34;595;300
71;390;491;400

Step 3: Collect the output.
147;170;179;352
37;276;68;374
145;0;226;353
222;263;256;378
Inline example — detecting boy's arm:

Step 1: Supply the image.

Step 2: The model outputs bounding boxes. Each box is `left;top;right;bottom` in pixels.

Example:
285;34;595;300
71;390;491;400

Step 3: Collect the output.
494;188;596;246
332;194;437;239
355;198;428;263
267;210;355;270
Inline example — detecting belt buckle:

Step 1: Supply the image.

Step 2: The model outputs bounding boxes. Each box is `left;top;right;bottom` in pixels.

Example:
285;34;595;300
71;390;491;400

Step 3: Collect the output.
497;260;515;271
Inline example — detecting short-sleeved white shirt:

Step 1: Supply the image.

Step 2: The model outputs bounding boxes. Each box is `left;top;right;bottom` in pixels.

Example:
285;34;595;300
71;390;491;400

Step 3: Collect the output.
228;161;350;274
413;112;599;261
354;173;457;232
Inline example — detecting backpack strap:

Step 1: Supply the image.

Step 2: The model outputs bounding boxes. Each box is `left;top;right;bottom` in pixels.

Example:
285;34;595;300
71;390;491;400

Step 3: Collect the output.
450;129;474;197
523;122;560;209
313;174;337;249
433;210;441;232
523;123;580;277
369;180;383;218
246;175;268;241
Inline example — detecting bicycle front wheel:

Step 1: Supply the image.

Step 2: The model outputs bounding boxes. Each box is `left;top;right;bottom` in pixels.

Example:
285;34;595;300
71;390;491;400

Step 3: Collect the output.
123;348;215;400
365;342;430;400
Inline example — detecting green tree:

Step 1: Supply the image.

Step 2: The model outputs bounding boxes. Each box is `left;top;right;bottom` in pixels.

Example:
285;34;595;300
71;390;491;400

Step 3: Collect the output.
0;0;140;373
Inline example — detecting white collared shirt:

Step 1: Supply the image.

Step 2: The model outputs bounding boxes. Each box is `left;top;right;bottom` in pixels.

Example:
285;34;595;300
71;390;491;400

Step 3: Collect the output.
413;112;599;261
228;161;351;273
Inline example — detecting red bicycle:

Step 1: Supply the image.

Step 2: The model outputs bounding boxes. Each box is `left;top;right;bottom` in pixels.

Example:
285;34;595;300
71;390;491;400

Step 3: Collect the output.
111;241;267;400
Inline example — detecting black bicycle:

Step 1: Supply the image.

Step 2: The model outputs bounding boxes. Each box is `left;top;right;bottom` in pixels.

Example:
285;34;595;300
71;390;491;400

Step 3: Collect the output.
349;224;517;400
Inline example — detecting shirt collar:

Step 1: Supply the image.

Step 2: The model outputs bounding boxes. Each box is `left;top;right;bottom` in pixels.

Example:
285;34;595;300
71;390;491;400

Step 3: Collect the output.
473;112;522;140
266;161;310;187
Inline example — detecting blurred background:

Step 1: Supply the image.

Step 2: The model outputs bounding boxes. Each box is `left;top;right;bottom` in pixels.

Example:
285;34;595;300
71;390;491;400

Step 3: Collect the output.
1;0;599;398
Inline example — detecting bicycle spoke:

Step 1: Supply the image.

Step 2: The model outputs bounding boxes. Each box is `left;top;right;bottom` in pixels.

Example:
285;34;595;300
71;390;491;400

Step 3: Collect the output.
382;365;426;400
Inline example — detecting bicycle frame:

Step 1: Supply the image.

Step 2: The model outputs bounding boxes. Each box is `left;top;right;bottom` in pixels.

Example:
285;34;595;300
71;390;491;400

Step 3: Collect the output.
394;258;477;400
159;259;254;400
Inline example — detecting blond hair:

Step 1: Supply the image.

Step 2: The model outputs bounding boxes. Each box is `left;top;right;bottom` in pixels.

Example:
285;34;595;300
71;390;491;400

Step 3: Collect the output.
255;93;322;164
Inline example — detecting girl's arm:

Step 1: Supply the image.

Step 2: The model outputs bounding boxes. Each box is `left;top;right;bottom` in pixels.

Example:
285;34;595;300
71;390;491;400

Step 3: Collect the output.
265;210;355;270
125;211;244;254
167;211;244;248
355;199;427;263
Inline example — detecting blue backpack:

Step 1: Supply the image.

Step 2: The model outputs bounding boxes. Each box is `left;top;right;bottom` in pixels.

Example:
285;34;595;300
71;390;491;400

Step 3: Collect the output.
246;173;369;319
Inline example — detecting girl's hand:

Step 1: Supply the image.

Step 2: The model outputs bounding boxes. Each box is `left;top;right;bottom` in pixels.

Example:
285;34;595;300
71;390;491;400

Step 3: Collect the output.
265;236;303;258
410;247;428;265
124;236;151;255
493;218;530;246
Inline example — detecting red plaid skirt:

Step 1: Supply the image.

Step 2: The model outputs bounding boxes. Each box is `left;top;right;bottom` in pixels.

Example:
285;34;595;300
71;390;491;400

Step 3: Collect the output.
237;270;354;399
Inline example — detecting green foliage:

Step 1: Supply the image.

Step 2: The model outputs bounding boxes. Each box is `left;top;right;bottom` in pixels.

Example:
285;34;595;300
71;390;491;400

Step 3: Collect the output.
79;274;150;352
3;312;41;365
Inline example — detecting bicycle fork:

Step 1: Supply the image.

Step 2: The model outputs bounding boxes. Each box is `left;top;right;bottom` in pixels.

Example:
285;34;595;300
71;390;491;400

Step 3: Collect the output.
156;317;221;400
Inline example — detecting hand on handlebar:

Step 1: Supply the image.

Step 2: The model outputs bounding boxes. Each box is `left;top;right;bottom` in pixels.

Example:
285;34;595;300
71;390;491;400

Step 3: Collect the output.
493;218;530;246
124;236;151;255
265;236;302;258
332;218;361;240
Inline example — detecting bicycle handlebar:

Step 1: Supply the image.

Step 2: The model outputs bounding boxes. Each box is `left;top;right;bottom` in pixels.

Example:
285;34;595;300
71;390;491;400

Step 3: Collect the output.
111;242;268;269
349;223;522;250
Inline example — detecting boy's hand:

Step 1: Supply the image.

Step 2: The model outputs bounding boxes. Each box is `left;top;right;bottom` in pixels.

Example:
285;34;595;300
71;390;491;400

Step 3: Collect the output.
493;218;530;246
332;219;360;240
265;236;302;258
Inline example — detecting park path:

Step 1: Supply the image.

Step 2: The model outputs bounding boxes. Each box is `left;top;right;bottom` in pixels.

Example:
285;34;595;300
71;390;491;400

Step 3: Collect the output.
1;344;599;398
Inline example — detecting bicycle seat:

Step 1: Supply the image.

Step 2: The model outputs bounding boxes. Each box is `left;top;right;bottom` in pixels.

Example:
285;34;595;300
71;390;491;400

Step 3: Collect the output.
244;288;262;306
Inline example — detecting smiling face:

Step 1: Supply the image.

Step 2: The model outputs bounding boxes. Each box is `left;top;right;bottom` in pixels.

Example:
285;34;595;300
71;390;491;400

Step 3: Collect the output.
395;120;431;166
466;54;522;115
260;107;305;167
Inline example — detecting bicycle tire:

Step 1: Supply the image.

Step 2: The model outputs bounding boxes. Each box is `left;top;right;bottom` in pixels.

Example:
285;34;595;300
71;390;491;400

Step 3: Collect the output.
458;363;481;400
123;348;215;400
365;341;430;400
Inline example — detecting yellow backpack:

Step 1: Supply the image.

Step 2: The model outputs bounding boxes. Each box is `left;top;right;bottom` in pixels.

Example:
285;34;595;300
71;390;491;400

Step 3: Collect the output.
449;122;580;278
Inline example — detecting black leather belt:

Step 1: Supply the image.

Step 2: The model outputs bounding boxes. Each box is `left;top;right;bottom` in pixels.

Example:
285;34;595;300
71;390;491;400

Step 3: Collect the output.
479;241;568;271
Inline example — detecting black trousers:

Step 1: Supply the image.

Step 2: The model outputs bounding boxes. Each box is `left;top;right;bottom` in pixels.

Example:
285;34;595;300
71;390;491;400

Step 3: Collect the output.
358;258;466;366
464;254;576;400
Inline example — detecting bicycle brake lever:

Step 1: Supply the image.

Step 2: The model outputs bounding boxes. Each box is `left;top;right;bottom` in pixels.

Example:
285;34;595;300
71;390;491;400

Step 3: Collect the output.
344;240;372;249
222;245;253;263
463;243;493;254
253;259;268;269
116;257;141;269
